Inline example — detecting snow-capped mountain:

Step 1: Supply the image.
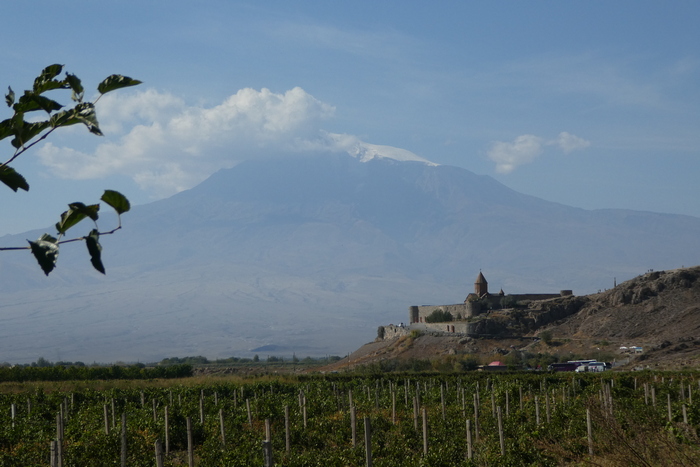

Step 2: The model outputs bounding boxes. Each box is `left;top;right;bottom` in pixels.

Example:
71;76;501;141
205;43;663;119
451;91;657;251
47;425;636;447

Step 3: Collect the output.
326;132;438;165
1;152;699;364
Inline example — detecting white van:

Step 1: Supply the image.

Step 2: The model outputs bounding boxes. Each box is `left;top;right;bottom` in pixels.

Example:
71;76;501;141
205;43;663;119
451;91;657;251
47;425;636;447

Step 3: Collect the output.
575;361;607;372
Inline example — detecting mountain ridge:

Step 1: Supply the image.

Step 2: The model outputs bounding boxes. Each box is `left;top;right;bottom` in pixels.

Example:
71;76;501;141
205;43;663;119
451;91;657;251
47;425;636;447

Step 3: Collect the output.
1;152;699;364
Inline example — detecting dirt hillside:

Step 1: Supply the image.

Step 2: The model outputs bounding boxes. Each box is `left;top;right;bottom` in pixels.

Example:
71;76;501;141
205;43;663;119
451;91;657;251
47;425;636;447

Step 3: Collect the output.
324;266;700;372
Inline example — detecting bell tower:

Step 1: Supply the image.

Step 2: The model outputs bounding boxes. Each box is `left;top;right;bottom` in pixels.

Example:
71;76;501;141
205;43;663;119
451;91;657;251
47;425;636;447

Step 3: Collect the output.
474;271;488;297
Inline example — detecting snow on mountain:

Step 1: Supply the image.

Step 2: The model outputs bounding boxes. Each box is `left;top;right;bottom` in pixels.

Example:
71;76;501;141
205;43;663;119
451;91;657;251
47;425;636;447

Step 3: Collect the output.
325;132;437;165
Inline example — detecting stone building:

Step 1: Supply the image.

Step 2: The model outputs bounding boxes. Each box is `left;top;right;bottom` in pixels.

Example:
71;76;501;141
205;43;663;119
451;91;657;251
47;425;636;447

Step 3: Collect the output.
408;271;571;325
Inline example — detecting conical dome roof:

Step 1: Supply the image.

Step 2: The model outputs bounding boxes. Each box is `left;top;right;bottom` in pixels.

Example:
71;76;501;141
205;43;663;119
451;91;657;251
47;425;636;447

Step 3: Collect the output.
474;271;488;296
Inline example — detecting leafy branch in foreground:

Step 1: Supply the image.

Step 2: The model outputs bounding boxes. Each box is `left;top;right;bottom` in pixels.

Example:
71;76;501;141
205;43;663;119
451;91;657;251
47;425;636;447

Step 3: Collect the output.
0;64;140;275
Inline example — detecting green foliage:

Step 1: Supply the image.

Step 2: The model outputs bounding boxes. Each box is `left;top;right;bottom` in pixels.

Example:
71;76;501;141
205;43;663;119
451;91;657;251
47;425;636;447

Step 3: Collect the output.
539;330;554;345
27;233;59;275
456;355;479;371
101;189;131;215
425;309;453;323
1;65;140;275
3;372;700;465
159;356;210;366
0;363;192;382
85;229;105;274
500;295;518;309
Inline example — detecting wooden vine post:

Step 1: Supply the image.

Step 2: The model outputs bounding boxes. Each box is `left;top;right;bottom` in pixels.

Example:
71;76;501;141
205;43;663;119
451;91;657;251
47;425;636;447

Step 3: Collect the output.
219;408;226;447
154;439;164;467
466;419;473;460
164;406;170;455
103;404;109;435
497;406;505;456
50;440;58;467
351;405;357;447
364;417;373;467
303;392;308;428
262;418;273;467
285;405;291;453
186;417;194;467
586;408;593;456
120;413;127;467
440;384;446;421
422;407;428;456
413;396;419;431
473;393;480;442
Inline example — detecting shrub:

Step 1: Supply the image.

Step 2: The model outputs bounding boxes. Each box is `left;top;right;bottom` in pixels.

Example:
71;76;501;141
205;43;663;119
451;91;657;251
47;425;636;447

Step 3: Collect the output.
458;356;479;371
425;309;453;323
539;330;554;345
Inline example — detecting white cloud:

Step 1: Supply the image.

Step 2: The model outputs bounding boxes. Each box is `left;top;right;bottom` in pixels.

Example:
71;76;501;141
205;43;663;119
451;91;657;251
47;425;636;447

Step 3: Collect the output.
96;88;187;134
487;135;544;174
36;87;435;198
553;131;591;153
37;87;336;198
488;132;590;173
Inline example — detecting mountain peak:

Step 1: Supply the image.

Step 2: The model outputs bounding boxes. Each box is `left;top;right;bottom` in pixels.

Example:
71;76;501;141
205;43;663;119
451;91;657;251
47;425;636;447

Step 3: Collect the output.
326;132;437;165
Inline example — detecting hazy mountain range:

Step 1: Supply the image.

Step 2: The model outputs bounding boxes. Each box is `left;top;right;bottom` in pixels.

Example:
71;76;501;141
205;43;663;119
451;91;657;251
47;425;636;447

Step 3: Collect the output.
2;152;700;364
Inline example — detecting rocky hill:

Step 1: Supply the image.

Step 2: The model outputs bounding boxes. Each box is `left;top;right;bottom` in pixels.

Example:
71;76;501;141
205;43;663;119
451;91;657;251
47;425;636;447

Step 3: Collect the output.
328;266;700;371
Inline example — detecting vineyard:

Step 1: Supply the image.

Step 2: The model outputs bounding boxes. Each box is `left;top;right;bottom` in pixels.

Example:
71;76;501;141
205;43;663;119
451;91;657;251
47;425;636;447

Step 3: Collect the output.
2;371;700;466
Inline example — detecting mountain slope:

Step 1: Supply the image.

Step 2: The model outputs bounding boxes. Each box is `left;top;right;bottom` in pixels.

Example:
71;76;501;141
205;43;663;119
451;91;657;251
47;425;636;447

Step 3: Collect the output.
1;153;699;364
552;266;700;343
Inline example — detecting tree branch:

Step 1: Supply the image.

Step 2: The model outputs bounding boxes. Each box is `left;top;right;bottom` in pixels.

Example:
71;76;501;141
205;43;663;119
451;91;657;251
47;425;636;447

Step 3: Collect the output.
0;225;123;251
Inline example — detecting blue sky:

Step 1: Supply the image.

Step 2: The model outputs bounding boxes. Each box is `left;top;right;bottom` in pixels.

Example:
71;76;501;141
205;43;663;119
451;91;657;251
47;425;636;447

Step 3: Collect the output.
1;1;699;235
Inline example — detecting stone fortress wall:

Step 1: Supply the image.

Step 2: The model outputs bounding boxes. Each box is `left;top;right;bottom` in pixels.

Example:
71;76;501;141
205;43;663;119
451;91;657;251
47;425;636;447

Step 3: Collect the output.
376;272;574;341
408;292;571;324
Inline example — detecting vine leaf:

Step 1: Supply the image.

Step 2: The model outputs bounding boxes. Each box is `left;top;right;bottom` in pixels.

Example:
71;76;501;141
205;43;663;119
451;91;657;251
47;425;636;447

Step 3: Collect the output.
97;75;142;95
73;102;102;136
14;92;63;113
0;166;29;192
32;64;65;94
5;87;14;107
28;234;59;276
56;203;100;235
10;120;51;149
101;190;131;214
65;73;84;102
0;118;12;140
85;229;105;274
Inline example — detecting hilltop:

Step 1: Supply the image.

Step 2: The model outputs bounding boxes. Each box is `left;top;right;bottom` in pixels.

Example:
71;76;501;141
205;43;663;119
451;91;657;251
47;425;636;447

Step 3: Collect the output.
326;266;700;371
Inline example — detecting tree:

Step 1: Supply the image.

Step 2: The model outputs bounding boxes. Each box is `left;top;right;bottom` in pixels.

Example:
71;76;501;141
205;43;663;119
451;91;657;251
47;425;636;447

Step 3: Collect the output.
425;309;453;323
0;64;140;275
539;330;554;346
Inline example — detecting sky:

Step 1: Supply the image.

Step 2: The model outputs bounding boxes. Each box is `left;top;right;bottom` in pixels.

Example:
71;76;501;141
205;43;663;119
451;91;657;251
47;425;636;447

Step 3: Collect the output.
1;1;699;235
